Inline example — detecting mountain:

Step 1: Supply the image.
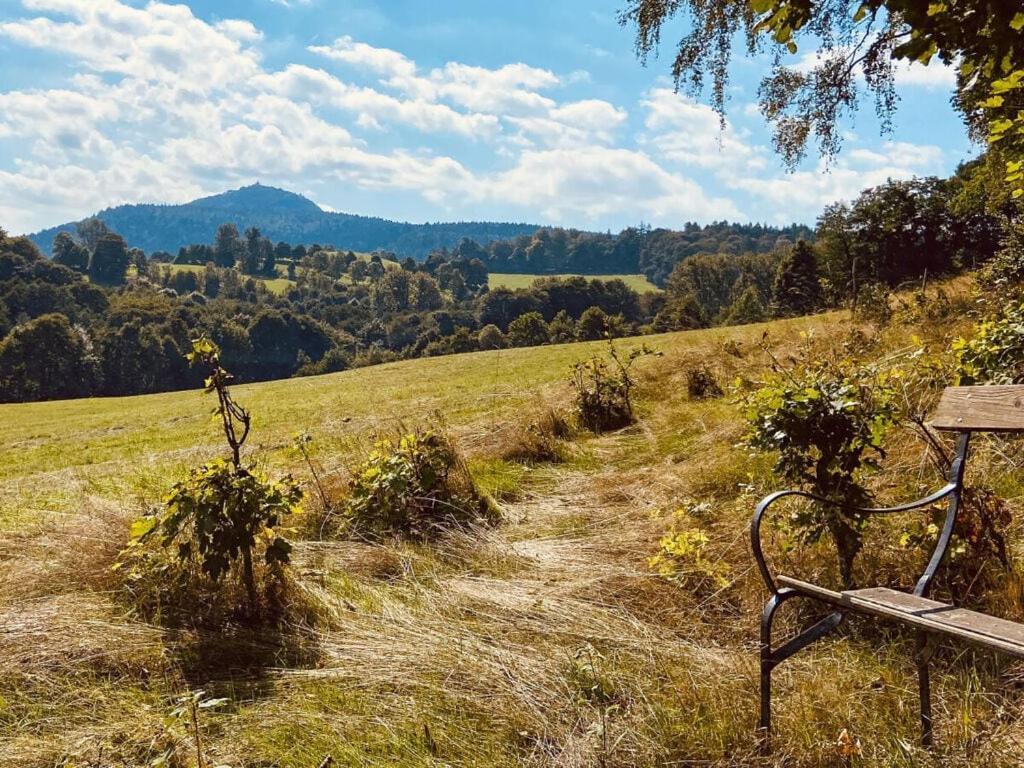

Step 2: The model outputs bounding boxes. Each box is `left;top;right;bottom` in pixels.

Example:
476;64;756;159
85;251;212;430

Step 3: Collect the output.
28;184;541;259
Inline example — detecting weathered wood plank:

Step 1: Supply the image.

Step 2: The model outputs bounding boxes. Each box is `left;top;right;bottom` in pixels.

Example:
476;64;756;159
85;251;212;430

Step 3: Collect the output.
777;575;1024;657
931;385;1024;431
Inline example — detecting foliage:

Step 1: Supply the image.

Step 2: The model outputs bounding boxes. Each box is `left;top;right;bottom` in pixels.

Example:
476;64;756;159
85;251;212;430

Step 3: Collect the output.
478;324;506;350
507;311;550;347
851;282;894;326
686;365;723;400
343;427;496;540
772;240;822;316
570;342;659;432
121;338;302;617
0;313;100;402
743;353;899;585
620;0;1024;197
649;507;731;595
953;302;1024;384
979;219;1024;296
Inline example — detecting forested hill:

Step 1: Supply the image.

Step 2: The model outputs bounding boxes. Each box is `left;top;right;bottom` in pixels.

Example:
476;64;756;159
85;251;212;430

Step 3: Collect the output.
28;184;542;259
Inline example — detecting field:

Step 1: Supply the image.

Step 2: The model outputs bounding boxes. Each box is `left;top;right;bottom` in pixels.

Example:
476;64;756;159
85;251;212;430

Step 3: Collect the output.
163;262;295;294
4;282;1024;766
488;272;661;293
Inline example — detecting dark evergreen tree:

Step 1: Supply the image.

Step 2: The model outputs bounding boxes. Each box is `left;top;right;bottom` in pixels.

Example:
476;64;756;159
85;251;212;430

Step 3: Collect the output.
772;241;822;317
88;233;130;285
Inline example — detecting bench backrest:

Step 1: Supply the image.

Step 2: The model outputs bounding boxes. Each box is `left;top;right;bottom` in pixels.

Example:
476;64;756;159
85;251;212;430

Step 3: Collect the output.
932;385;1024;432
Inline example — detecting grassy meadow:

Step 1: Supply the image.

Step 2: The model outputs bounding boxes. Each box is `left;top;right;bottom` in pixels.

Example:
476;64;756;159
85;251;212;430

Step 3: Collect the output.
162;262;296;294
5;279;1024;766
488;272;661;293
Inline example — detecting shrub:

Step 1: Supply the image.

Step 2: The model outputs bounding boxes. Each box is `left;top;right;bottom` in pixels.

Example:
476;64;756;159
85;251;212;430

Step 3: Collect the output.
494;407;572;464
119;338;302;620
507;311;550;347
478;323;506;350
351;345;400;368
344;427;496;540
570;342;658;432
953;302;1024;384
979;220;1024;296
685;365;723;399
649;518;730;595
743;358;898;586
852;282;893;326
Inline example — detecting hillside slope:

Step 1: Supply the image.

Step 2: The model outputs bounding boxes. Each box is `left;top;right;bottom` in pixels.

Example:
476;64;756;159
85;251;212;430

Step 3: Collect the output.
4;298;1024;766
28;184;540;258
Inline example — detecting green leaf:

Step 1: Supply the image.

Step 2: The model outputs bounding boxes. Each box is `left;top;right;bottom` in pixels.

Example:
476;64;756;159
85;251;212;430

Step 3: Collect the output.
1012;12;1024;31
130;516;157;540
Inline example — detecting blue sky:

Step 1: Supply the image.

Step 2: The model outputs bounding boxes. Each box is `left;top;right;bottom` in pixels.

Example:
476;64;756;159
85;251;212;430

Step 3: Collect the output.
0;0;975;236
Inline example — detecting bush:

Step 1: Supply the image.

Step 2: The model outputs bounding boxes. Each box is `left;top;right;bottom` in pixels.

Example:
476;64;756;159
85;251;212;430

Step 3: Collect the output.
979;220;1024;296
953;302;1024;384
685;365;723;399
494;407;572;464
507;311;549;347
649;507;730;596
743;358;898;586
344;427;497;540
478;324;506;350
570;342;658;432
852;282;893;326
119;338;302;621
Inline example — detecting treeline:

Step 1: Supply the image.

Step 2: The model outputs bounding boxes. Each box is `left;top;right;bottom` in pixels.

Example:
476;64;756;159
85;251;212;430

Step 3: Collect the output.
433;221;812;286
0;155;1012;403
653;157;1007;326
30;184;540;259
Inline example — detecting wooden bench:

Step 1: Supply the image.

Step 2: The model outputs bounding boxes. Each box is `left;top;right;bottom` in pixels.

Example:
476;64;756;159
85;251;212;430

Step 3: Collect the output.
751;385;1024;746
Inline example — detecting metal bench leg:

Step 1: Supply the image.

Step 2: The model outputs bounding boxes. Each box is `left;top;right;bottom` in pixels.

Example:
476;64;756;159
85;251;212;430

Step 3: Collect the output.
916;632;937;747
759;590;844;744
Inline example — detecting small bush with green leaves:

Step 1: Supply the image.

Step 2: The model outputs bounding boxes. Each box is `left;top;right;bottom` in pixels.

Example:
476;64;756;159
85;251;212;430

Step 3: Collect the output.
953;301;1024;384
119;337;303;622
685;365;723;400
570;342;658;432
743;358;898;586
344;427;496;540
852;282;893;326
649;506;730;595
979;220;1024;296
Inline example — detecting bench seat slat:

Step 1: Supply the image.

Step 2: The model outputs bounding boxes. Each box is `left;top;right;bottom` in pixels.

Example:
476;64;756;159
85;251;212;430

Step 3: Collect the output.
777;575;1024;658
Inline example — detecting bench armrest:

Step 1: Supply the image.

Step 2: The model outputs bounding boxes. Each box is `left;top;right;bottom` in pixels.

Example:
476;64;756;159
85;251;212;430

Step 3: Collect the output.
751;484;957;594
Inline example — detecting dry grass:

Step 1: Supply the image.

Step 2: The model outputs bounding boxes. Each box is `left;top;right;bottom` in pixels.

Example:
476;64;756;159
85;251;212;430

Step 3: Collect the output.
3;279;1024;765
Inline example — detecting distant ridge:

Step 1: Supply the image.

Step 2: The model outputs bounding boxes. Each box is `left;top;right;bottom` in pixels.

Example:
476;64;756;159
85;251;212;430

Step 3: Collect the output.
28;183;542;259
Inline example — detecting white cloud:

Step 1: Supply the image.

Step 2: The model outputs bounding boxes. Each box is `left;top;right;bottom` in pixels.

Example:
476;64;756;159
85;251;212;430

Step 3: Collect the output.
641;88;766;171
0;0;955;235
894;59;957;89
477;147;745;224
308;35;416;79
733;140;946;222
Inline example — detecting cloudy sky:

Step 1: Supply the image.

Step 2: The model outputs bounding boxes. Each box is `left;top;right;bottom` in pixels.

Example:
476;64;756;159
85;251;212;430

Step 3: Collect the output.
0;0;974;236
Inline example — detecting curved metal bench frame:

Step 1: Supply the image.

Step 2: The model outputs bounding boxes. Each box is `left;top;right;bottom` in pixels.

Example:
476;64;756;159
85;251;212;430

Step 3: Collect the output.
751;431;971;746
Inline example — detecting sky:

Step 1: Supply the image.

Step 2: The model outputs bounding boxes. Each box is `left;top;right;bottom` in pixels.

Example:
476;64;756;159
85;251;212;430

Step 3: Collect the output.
0;0;976;236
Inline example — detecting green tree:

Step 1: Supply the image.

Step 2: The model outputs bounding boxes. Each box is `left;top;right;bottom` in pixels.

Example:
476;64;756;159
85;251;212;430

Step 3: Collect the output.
652;293;707;332
75;217;111;251
577;306;610;340
89;233;130;285
507;311;550;348
214;223;243;268
621;0;1024;195
52;231;89;272
0;314;98;402
772;240;822;317
478;324;505;350
722;285;767;325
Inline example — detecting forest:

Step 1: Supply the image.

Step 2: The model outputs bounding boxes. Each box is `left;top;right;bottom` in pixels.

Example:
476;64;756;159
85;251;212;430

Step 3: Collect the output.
0;156;1007;403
